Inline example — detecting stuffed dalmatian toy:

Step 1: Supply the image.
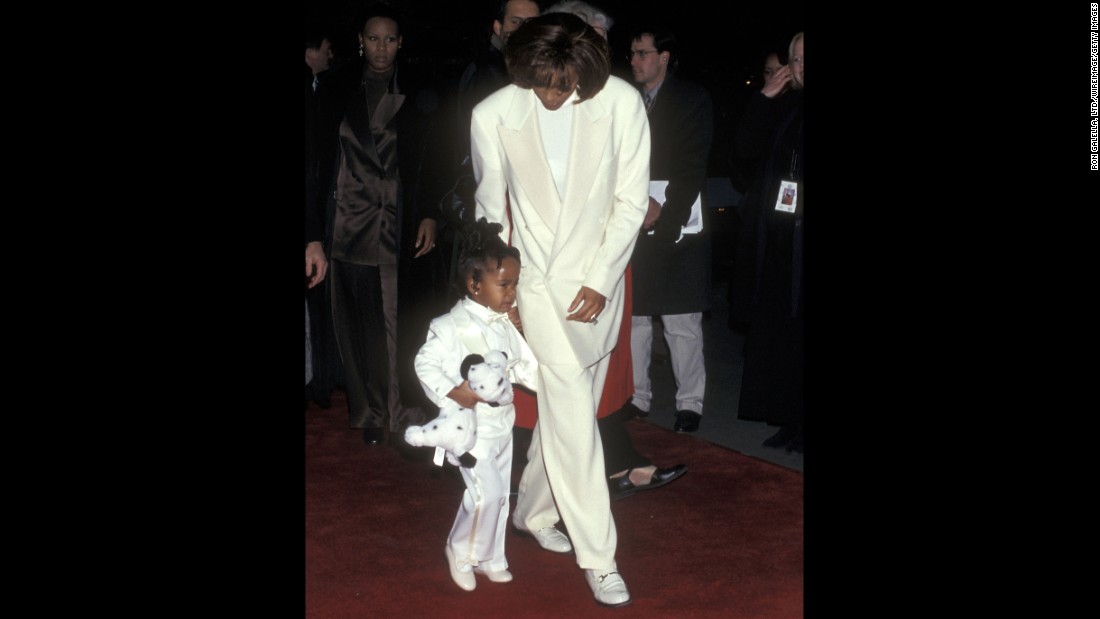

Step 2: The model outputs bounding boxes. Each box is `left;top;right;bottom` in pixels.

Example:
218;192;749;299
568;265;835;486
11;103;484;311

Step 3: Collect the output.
404;352;513;467
461;351;513;407
404;400;478;468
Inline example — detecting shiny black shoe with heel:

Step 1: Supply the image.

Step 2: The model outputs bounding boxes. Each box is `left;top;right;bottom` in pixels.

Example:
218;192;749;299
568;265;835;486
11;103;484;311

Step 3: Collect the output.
608;465;687;500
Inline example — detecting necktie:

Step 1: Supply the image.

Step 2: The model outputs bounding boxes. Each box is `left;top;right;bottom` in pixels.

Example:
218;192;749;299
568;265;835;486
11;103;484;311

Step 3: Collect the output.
644;93;654;112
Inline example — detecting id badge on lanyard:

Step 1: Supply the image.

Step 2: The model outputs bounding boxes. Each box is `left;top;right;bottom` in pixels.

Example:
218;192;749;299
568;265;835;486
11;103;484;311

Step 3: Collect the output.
774;149;800;214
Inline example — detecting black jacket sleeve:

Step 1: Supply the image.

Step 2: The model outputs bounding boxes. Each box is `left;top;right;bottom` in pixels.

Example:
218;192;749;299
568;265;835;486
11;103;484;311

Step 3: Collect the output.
653;79;714;235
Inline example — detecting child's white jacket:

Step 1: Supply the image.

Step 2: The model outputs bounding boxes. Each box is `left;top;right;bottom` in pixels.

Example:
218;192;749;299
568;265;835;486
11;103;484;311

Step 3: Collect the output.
415;298;539;437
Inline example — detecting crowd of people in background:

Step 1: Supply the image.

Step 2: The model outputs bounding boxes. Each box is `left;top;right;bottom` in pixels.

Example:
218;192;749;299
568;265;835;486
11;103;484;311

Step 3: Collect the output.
306;0;803;608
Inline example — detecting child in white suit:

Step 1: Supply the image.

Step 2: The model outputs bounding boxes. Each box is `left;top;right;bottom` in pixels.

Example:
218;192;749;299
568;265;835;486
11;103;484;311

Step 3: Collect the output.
414;219;539;592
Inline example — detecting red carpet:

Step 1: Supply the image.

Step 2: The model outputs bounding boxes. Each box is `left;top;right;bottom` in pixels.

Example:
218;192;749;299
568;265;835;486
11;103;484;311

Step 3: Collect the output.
307;392;803;618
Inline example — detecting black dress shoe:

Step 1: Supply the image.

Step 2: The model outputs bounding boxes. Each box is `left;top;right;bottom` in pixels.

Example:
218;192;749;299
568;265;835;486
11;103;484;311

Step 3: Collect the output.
608;465;687;500
619;401;648;419
762;424;797;448
362;427;385;445
673;411;702;433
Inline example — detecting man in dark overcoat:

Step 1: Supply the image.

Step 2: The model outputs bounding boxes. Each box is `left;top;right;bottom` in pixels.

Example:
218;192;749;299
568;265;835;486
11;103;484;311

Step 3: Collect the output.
624;24;713;433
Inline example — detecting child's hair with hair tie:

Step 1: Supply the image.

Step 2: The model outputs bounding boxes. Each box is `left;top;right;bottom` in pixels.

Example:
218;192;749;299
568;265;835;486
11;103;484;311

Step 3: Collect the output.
455;218;521;299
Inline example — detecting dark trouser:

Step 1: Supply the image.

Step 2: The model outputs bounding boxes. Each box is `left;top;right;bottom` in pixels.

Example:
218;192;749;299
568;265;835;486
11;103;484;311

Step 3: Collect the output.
738;309;803;426
598;408;652;477
306;273;344;404
331;260;392;430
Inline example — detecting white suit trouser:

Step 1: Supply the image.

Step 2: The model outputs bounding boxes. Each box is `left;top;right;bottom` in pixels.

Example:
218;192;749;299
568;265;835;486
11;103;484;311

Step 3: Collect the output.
512;356;617;570
630;313;706;414
448;412;514;573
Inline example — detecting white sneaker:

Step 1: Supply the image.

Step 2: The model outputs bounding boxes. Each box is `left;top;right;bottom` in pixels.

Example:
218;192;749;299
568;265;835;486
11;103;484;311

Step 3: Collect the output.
444;546;476;591
585;568;631;607
529;526;573;554
473;565;513;583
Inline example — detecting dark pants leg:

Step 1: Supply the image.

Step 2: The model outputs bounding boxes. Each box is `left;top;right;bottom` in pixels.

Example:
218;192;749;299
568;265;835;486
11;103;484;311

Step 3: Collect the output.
739;309;803;426
598;408;652;478
306;274;344;407
331;260;389;429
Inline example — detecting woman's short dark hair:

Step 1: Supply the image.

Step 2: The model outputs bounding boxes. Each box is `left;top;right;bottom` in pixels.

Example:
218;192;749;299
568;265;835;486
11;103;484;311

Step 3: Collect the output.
455;218;521;297
504;12;610;102
355;1;403;34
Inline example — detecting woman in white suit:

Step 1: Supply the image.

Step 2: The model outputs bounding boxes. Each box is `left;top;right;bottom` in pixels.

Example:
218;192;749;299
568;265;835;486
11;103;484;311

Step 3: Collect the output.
470;12;650;608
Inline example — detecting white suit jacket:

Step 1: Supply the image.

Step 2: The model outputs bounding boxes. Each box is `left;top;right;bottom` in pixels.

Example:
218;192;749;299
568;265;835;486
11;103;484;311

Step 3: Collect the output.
471;76;650;368
415;299;539;409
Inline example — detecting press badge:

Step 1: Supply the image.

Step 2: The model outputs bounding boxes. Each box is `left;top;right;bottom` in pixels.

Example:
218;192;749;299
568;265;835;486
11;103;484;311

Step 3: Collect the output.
775;180;798;213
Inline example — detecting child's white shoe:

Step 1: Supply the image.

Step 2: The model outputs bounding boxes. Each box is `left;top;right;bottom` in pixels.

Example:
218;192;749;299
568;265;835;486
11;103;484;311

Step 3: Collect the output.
445;546;476;591
474;565;513;583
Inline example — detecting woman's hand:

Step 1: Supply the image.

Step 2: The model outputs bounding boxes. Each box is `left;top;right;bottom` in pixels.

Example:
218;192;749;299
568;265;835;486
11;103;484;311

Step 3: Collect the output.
761;64;792;99
566;286;606;324
305;241;328;288
414;218;438;258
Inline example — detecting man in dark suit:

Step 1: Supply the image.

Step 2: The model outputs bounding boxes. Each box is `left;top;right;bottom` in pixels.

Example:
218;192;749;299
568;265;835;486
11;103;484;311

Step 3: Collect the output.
457;0;542;155
623;24;714;433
